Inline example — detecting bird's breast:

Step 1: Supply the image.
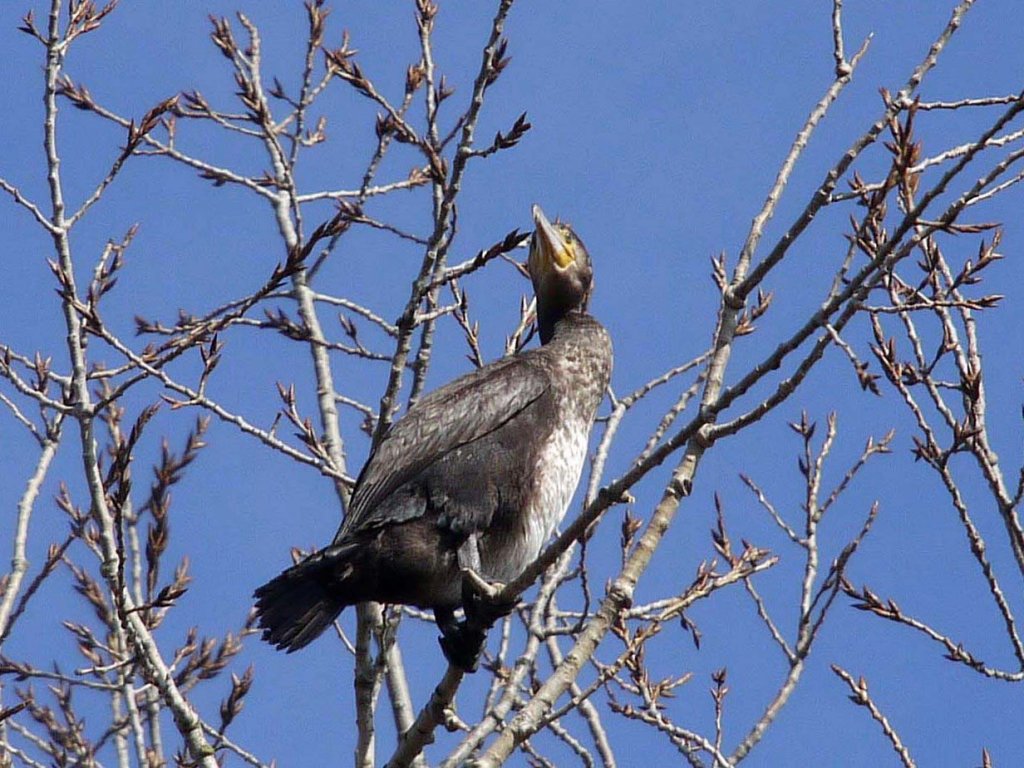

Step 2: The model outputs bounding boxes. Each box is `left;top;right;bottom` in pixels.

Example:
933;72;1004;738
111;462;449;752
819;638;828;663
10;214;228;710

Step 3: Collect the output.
482;410;592;583
476;317;611;585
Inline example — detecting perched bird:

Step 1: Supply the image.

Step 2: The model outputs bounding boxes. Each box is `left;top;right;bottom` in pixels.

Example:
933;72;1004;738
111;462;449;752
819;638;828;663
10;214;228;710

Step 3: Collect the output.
254;205;613;670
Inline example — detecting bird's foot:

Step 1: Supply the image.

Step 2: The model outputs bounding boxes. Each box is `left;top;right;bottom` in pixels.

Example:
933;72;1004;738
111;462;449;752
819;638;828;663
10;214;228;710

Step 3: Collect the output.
460;568;516;627
434;571;516;673
438;621;487;673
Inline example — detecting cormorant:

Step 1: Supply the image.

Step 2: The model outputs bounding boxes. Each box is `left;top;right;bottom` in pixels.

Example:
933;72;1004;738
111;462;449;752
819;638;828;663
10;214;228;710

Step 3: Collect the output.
254;205;613;670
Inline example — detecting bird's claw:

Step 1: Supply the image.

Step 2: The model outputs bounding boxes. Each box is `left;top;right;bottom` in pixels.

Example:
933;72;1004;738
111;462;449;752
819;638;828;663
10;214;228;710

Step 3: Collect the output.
460;568;516;625
435;570;517;672
461;568;501;599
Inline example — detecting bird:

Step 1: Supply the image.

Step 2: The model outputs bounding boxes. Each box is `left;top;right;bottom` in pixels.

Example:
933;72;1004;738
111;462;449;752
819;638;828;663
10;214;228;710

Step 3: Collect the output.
254;205;613;671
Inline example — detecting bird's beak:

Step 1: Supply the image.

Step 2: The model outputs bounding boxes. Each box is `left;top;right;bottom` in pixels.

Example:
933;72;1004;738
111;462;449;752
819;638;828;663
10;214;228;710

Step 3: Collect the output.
532;205;574;270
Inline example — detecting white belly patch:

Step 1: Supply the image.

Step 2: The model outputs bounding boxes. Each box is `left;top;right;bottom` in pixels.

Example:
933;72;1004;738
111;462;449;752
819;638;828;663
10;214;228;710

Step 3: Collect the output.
486;416;590;584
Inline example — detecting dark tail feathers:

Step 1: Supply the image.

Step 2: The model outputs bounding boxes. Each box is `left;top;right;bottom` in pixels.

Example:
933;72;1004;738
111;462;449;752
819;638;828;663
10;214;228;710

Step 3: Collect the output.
254;544;357;652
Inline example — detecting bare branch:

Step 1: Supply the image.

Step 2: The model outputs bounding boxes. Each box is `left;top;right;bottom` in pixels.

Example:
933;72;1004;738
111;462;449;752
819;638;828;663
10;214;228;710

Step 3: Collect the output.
832;666;916;768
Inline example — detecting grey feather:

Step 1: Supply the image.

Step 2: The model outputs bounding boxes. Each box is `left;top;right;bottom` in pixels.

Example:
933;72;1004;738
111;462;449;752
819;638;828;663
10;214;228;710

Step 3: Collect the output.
341;354;551;534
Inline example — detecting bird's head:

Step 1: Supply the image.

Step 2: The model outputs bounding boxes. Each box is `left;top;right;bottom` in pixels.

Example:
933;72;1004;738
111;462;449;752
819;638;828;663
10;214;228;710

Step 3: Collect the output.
528;205;593;342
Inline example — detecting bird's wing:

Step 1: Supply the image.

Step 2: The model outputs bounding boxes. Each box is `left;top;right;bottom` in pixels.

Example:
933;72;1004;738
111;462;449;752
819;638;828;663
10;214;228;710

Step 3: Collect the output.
341;353;551;535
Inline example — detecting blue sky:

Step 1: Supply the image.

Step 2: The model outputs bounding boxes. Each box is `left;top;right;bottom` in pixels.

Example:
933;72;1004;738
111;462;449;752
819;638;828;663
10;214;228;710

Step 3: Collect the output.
1;1;1023;765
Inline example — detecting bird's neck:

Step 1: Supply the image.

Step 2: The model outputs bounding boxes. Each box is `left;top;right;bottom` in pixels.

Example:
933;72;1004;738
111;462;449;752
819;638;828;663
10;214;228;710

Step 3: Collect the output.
538;309;591;345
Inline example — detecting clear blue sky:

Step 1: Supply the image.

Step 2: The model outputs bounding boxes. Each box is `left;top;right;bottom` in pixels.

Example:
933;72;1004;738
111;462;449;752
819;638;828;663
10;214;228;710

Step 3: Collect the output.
1;1;1023;765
